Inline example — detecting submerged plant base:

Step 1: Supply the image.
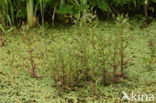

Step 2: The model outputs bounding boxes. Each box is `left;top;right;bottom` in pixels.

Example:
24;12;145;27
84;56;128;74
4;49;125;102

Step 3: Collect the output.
28;69;41;78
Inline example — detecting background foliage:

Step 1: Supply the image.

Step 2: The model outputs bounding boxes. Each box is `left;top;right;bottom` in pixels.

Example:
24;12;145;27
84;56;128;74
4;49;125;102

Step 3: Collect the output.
0;0;156;27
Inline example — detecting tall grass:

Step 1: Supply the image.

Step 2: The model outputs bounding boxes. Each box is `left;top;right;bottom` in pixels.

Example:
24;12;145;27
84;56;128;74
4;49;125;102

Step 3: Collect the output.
27;0;34;27
81;0;87;23
0;0;12;26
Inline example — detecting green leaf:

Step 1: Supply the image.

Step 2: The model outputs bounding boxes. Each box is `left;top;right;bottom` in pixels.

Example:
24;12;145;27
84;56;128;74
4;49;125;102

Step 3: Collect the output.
0;24;6;33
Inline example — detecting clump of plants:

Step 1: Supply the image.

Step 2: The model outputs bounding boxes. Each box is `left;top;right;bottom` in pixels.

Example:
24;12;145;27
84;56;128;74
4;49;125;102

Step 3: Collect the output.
115;15;130;79
27;44;40;78
22;26;40;78
111;34;120;83
51;46;79;89
50;14;131;90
